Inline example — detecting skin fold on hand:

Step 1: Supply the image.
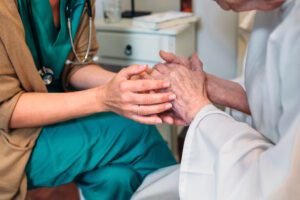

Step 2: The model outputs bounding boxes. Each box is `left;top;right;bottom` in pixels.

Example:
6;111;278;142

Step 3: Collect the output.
144;54;212;125
158;51;251;115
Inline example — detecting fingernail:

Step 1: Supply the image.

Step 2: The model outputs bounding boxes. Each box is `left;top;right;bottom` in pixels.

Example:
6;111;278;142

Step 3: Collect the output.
163;82;170;87
169;94;176;100
166;103;172;109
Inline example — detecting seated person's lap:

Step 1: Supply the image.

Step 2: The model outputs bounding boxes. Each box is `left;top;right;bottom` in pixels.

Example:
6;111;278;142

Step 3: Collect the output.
25;112;176;191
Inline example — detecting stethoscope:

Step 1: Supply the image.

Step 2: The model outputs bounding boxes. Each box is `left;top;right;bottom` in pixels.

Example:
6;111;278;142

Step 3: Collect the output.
26;0;93;85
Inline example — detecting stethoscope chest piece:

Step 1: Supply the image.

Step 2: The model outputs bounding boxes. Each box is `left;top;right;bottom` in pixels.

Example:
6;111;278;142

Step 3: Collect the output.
39;66;54;85
26;0;93;85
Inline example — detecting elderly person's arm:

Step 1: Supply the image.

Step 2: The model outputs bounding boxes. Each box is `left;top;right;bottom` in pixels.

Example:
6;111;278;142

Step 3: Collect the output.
149;54;211;124
205;74;250;115
159;51;251;116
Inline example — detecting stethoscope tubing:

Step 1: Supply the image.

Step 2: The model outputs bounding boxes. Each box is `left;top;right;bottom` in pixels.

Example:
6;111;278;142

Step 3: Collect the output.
66;0;93;65
67;16;93;65
26;0;93;85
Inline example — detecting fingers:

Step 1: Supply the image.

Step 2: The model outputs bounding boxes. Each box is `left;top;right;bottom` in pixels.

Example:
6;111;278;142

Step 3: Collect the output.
161;115;174;124
120;79;170;92
160;112;187;126
130;67;154;80
173;118;188;126
154;63;171;74
119;65;148;79
136;103;173;116
190;53;203;71
159;50;178;63
159;50;190;66
130;92;176;105
131;115;163;125
149;69;164;80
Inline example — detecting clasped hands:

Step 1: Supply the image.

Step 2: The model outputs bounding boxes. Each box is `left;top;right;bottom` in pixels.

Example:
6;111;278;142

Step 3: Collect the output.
100;51;211;126
143;51;211;125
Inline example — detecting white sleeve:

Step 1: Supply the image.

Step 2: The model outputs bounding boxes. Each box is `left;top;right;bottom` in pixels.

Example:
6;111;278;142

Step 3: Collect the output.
180;4;300;200
180;105;300;200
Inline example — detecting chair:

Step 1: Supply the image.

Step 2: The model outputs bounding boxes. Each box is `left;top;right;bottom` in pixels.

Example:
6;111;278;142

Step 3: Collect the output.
28;183;80;200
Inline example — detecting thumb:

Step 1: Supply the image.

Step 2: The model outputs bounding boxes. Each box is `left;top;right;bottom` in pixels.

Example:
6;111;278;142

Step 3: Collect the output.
159;50;177;63
119;65;148;79
160;50;190;67
190;53;203;71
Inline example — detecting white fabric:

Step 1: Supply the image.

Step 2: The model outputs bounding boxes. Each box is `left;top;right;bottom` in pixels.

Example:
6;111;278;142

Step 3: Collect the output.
131;165;180;200
180;0;300;199
239;11;256;42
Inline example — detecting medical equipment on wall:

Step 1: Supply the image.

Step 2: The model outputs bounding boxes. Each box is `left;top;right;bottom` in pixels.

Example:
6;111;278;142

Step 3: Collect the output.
26;0;93;85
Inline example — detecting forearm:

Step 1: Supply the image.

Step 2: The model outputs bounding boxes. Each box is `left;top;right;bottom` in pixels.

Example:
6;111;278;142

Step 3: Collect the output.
206;73;251;115
69;64;115;90
10;88;105;129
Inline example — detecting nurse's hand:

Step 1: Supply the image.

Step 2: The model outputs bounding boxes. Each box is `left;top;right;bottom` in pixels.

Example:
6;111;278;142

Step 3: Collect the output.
215;0;285;12
98;65;176;124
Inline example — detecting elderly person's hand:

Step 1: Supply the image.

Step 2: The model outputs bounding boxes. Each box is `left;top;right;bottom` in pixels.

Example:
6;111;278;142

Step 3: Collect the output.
214;0;285;12
159;51;202;71
151;54;211;125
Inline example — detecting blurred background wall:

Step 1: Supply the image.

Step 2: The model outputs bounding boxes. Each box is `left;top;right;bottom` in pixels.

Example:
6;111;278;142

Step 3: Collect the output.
95;0;238;79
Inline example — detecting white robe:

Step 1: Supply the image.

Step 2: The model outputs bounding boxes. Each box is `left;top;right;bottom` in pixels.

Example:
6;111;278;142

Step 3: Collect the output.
180;0;300;199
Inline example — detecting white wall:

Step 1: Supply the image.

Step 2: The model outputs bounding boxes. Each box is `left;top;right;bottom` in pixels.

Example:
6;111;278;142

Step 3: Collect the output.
121;0;180;12
95;0;238;79
95;0;180;18
194;0;238;79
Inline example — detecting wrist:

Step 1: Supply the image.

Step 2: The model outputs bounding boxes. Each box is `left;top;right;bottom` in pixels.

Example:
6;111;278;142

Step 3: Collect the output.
93;86;109;113
186;99;211;123
206;74;227;106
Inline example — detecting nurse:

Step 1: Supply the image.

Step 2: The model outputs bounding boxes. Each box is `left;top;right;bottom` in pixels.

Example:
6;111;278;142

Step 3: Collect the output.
135;0;299;199
0;0;176;199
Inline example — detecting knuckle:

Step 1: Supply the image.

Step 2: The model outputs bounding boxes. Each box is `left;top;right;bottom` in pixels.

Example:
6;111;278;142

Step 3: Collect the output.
119;81;128;92
170;71;177;78
121;93;130;103
123;104;132;113
119;68;127;75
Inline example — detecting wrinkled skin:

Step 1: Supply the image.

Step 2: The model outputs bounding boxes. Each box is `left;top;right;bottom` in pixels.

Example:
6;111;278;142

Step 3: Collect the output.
149;53;211;125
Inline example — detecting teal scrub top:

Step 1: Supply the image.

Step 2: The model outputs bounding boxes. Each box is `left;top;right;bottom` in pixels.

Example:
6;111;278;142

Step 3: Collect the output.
18;0;85;92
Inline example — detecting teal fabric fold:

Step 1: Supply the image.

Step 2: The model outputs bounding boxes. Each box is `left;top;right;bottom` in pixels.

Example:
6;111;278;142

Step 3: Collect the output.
17;0;84;83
